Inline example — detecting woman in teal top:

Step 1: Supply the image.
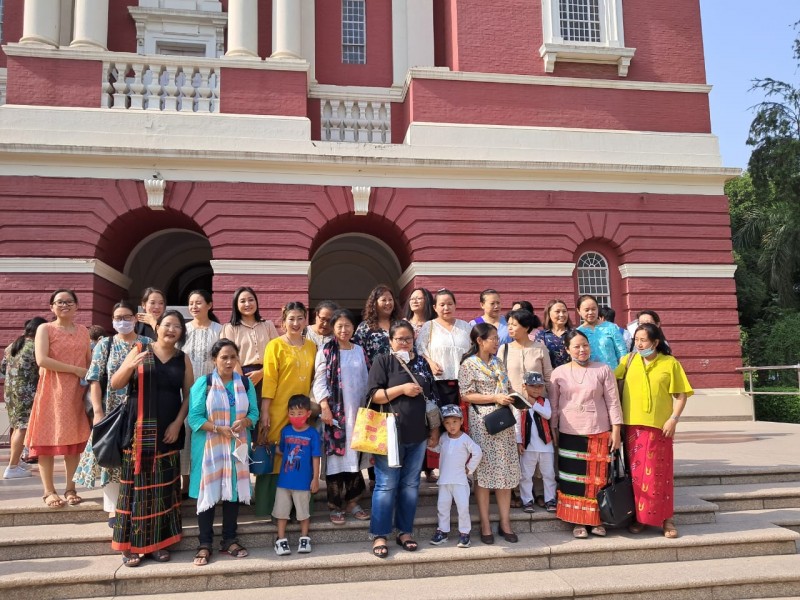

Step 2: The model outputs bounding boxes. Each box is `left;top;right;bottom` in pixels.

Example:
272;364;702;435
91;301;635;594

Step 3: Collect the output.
188;338;258;566
576;295;627;369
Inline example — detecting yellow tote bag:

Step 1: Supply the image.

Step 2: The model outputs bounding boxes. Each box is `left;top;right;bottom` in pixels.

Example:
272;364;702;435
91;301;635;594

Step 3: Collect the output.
351;400;393;455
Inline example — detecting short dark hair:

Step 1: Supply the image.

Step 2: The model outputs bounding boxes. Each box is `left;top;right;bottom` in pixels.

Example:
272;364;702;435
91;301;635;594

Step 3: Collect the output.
288;394;311;411
389;320;415;339
600;306;616;324
330;308;356;328
88;325;106;342
50;289;78;305
507;309;536;333
211;338;240;359
156;310;187;344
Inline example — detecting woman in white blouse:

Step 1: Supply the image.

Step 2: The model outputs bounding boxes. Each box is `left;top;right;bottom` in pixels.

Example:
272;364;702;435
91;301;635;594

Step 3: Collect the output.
417;289;473;408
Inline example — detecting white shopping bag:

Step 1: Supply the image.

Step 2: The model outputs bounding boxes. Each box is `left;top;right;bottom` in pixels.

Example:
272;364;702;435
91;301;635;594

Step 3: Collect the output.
386;413;401;468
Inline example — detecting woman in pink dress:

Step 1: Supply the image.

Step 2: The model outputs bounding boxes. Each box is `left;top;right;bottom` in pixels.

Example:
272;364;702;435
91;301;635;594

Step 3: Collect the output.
25;289;92;508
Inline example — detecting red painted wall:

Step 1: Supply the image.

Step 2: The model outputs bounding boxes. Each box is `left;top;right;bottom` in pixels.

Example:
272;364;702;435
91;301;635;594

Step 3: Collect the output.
107;0;138;54
407;78;711;133
219;68;307;115
213;274;307;326
5;57;102;107
315;0;393;87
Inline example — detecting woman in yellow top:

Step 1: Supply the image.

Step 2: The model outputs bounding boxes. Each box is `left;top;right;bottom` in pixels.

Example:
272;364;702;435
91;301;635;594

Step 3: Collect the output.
615;323;693;539
254;302;316;517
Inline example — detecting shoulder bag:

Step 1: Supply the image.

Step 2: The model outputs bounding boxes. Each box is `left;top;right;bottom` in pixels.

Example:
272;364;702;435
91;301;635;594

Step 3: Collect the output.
91;400;128;468
396;356;441;430
596;449;635;527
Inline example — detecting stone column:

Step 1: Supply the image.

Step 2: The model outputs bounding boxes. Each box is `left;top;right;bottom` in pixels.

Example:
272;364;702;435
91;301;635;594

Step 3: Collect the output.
70;0;109;50
225;0;259;58
392;0;434;87
272;0;302;59
20;0;62;47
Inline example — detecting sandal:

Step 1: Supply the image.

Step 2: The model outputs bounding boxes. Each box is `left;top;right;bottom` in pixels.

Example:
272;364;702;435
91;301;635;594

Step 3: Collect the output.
149;549;170;562
122;552;142;567
372;537;389;559
573;526;589;539
663;519;679;539
396;534;419;551
330;510;346;525
349;505;370;521
221;542;248;558
193;547;212;567
42;491;65;508
628;521;645;534
63;489;83;506
590;526;607;537
510;492;523;509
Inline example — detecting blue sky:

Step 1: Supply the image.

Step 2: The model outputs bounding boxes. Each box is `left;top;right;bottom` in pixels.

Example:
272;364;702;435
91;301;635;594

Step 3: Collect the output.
700;1;798;170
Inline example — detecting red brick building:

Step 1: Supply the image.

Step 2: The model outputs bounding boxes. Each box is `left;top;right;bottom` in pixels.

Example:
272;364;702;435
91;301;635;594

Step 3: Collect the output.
0;1;748;419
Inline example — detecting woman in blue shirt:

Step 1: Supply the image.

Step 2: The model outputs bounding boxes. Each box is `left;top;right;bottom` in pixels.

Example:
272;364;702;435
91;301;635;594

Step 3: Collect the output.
576;295;627;370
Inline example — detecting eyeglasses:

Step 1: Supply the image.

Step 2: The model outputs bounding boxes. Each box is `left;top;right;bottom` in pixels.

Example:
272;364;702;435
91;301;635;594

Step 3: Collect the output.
53;301;76;307
392;337;414;344
484;336;500;342
114;315;135;322
160;323;183;331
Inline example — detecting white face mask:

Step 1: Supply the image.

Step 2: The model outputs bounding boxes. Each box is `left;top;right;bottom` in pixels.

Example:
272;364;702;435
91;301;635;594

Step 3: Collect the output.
393;350;410;363
232;441;249;465
113;319;136;335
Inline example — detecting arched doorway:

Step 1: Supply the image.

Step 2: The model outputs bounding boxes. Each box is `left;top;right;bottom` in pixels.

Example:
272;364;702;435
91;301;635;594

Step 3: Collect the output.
124;228;213;306
309;234;403;313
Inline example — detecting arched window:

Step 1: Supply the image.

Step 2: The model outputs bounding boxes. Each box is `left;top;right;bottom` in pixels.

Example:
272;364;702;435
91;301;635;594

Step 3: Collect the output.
577;251;611;307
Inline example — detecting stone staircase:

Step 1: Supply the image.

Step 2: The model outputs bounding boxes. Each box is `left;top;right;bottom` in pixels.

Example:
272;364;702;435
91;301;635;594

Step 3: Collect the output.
1;420;800;599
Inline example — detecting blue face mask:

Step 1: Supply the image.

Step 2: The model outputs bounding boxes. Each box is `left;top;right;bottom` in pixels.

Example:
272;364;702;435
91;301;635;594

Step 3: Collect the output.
638;346;656;358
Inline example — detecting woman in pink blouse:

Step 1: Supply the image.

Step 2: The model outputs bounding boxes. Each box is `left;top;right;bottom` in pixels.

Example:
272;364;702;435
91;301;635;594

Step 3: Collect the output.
550;330;622;538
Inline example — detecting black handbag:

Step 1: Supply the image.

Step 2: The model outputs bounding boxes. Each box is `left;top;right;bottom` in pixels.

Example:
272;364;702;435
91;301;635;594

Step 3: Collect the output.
596;449;635;527
481;404;516;435
91;400;129;469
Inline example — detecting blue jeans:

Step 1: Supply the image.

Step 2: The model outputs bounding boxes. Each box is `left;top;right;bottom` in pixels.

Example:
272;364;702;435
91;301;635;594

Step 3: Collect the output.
370;441;427;538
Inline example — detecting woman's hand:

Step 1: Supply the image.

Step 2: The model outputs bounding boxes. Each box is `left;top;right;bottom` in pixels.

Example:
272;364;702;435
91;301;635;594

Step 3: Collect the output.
403;382;422;397
428;429;440;448
517;443;524;456
246;369;263;385
662;418;678;438
124;346;149;370
609;427;622;452
429;361;443;376
215;425;234;441
92;410;105;425
256;419;270;445
494;394;513;406
136;312;157;329
75;366;88;379
319;401;333;426
163;420;183;444
231;419;248;435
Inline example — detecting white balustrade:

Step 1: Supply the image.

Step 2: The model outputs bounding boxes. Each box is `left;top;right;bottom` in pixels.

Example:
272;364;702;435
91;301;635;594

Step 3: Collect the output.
320;99;391;143
102;60;219;113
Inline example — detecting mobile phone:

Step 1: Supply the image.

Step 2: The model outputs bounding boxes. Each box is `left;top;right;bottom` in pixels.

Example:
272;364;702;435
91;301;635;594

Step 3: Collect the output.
137;306;145;314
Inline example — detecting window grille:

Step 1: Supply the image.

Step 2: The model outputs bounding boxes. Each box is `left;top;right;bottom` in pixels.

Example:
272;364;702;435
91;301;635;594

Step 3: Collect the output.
559;0;601;43
0;0;5;45
342;0;366;64
577;252;611;307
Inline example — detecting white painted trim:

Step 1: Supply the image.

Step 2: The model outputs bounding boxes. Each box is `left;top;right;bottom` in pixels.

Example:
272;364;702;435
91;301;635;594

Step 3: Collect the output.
211;259;311;275
398;262;575;289
0;257;132;288
351;185;371;215
618;263;737;279
309;84;404;102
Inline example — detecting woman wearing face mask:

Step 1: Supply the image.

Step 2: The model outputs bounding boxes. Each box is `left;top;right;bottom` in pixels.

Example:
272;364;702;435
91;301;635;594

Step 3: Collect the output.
469;289;511;345
576;295;627;370
616;323;692;539
74;301;152;523
353;285;401;364
366;320;440;558
313;309;371;524
550;330;622;539
134;287;166;340
535;299;574;368
188;339;258;566
219;287;279;399
253;302;316;518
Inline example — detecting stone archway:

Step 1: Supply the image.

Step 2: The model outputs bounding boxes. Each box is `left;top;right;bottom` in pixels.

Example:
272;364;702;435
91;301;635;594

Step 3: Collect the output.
309;233;403;313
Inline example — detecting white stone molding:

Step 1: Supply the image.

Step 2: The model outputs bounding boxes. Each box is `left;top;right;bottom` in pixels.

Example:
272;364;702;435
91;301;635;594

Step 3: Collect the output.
392;0;435;88
618;263;738;279
20;0;62;47
272;0;303;59
398;262;576;289
321;99;391;143
0;68;7;107
144;177;167;208
351;185;371;215
0;257;132;289
225;0;259;59
301;0;317;82
128;5;228;58
539;0;635;76
71;0;110;50
211;259;311;275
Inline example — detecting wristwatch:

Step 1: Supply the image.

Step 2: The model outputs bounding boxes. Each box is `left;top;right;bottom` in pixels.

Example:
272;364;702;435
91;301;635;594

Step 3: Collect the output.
669;415;680;422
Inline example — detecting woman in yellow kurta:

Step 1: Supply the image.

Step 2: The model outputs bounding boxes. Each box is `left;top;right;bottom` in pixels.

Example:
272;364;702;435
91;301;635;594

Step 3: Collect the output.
254;302;316;517
615;323;693;538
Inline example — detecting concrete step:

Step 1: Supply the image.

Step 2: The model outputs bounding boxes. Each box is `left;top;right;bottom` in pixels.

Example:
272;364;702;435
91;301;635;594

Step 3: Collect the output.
688;482;800;511
674;466;800;487
1;534;798;600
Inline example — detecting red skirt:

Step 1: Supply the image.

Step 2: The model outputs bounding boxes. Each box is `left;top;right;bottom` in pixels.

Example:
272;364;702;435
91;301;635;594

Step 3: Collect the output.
626;424;674;527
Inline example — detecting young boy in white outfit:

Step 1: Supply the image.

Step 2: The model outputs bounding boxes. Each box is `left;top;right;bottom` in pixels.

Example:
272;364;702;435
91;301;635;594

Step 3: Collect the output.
516;371;557;513
429;404;482;548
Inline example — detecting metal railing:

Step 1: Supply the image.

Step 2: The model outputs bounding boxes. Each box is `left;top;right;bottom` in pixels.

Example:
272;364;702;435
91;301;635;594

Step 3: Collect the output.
736;364;800;397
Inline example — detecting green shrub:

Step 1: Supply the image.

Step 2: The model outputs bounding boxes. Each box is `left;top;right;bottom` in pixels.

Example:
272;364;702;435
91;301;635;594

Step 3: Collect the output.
753;386;800;424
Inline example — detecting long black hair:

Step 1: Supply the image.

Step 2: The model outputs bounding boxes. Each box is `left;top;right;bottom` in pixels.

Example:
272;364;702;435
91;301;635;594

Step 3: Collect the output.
404;287;435;322
187;289;220;323
229;286;264;326
461;322;497;363
633;323;672;356
8;317;47;357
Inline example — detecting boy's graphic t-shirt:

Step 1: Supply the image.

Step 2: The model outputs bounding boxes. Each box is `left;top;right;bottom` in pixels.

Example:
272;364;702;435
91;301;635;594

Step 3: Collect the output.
277;424;321;490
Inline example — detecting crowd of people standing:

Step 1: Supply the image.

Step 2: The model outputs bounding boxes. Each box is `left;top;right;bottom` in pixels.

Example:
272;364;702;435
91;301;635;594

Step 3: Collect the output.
1;283;693;565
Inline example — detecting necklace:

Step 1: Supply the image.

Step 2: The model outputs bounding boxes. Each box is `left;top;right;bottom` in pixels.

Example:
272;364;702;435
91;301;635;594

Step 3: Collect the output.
569;362;588;385
286;339;309;381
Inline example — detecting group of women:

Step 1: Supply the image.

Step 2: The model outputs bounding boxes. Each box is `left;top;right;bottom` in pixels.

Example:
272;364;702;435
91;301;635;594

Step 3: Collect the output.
2;283;693;565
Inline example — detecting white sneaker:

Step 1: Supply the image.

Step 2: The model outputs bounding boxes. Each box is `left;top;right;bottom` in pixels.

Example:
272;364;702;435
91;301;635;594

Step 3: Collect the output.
297;536;312;554
3;465;32;479
274;538;291;556
17;461;32;471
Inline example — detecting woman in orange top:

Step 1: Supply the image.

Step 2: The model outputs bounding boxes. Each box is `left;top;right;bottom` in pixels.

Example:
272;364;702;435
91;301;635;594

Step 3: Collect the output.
25;289;92;508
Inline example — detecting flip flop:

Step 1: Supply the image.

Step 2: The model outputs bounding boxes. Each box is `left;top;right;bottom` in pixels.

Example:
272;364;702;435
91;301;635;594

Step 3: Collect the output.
349;505;370;521
663;520;679;539
329;510;346;525
573;526;589;539
193;547;211;567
